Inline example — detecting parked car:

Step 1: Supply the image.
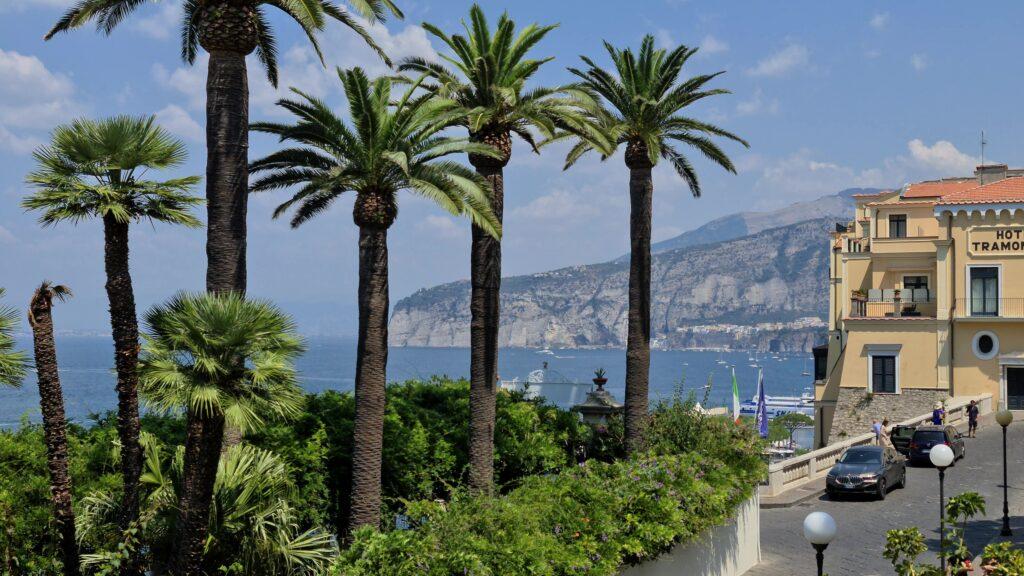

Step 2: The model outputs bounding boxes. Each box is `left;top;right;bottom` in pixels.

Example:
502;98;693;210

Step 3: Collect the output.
891;424;917;455
908;425;966;465
826;445;906;500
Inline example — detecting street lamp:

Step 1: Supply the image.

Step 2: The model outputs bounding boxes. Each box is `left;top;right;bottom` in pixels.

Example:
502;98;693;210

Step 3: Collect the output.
996;409;1014;537
930;443;955;574
803;511;837;576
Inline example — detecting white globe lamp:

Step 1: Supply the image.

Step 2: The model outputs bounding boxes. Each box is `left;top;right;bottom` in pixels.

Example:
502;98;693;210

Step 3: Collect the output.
929;443;954;468
803;511;836;576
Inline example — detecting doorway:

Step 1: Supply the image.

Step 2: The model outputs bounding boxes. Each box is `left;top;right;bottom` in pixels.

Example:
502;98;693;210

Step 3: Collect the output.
1007;367;1024;410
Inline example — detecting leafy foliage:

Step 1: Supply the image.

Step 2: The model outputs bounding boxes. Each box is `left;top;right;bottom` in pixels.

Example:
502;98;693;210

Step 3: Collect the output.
333;400;765;575
0;288;27;388
23;116;201;228
564;35;747;195
250;67;501;237
982;542;1024;575
45;0;401;87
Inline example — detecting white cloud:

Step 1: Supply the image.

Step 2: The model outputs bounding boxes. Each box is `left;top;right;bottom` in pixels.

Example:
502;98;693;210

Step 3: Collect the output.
906;139;978;175
512;189;600;221
0;0;73;12
910;53;928;71
417;215;464;239
870;13;889;31
699;34;729;55
155;104;203;142
865;49;883;59
735;87;779;117
131;2;182;40
0;49;81;154
0;225;15;244
747;44;809;77
655;29;675;49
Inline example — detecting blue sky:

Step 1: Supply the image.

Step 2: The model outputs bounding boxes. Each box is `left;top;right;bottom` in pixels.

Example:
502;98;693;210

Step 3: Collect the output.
1;0;1021;333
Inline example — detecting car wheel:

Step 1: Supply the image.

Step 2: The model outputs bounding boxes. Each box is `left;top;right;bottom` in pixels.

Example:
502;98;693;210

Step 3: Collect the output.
877;479;887;500
897;470;906;489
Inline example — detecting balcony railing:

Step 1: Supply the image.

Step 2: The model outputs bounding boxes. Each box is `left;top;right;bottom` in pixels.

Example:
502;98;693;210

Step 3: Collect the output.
954;298;1024;319
850;292;936;318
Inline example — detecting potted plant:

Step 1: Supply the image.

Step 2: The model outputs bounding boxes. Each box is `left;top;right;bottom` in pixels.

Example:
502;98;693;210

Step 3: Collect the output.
593;368;608;390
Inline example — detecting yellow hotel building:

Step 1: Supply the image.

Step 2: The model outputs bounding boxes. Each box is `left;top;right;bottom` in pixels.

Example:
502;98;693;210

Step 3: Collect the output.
816;164;1024;447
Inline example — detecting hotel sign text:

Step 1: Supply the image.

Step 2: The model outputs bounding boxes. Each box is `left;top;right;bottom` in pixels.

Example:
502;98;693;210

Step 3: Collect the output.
970;227;1024;255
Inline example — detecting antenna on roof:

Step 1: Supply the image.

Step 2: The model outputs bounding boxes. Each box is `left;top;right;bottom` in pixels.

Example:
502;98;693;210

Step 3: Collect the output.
981;130;988;167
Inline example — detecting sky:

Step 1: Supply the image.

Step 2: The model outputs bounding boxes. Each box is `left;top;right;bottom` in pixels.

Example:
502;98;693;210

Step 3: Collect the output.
1;0;1022;334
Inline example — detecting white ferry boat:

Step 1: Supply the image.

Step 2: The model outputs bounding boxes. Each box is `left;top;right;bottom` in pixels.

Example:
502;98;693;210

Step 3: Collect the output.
739;391;815;418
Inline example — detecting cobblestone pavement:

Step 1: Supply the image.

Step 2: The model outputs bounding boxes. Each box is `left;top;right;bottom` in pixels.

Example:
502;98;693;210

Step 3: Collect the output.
748;417;1024;576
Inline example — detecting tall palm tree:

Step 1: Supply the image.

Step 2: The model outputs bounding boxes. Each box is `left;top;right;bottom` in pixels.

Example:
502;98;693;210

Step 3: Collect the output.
138;292;306;575
45;0;402;295
564;36;748;451
249;67;501;530
398;4;597;492
0;288;28;388
27;282;79;576
23;116;201;554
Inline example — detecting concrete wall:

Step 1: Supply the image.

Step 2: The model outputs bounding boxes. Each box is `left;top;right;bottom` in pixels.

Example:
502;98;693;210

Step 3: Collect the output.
620;494;760;576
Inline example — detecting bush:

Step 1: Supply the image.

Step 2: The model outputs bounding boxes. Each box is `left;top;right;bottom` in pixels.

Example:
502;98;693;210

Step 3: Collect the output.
333;399;766;576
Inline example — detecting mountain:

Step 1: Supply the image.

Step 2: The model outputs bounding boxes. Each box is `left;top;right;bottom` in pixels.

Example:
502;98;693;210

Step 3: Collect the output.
388;189;876;351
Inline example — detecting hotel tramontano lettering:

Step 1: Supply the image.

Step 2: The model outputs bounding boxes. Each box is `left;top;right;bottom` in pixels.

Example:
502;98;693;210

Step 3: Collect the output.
970;227;1024;255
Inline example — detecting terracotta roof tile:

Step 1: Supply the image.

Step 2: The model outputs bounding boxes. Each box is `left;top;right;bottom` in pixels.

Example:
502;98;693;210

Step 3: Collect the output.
937;177;1024;206
902;179;976;198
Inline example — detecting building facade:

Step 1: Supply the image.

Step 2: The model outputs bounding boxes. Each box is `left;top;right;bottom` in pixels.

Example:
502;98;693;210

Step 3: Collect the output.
816;164;1024;446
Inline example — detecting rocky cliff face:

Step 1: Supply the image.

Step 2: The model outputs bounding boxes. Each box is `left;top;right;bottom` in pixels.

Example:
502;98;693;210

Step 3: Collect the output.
389;218;836;350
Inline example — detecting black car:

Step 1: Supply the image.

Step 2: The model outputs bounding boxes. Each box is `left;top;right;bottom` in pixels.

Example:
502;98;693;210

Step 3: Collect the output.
891;425;917;455
826;446;906;500
908;425;966;466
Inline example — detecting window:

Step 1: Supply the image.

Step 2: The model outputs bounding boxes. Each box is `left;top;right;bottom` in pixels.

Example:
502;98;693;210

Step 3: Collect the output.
904;276;928;290
889;214;907;238
972;330;999;360
970;266;999;316
871;355;897;393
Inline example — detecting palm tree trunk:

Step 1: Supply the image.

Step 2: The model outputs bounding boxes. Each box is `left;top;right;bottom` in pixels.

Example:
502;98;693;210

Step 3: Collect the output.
624;162;653;453
171;412;225;576
205;50;249;296
349;225;389;532
102;214;143;573
205;50;248;451
29;295;80;576
468;162;504;492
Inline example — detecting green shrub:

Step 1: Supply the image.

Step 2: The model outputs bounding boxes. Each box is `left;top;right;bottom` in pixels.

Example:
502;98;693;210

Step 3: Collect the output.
333;400;766;576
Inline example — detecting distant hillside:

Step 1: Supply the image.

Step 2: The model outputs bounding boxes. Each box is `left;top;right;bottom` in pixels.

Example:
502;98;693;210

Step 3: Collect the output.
390;217;837;350
623;187;870;259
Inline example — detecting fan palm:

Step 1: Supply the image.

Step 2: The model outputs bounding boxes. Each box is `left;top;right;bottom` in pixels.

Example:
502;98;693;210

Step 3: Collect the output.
0;288;27;388
79;435;335;575
27;282;79;576
45;0;403;295
23;116;201;553
249;67;501;530
397;4;598;492
138;292;306;575
564;36;748;451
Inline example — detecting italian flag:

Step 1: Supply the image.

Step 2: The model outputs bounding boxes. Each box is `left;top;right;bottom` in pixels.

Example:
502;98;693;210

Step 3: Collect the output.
731;367;741;423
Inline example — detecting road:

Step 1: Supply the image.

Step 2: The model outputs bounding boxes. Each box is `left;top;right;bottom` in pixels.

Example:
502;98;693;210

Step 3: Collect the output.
749;415;1024;576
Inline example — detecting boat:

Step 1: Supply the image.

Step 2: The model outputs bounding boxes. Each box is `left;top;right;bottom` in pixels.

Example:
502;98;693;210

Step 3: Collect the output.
739;391;814;418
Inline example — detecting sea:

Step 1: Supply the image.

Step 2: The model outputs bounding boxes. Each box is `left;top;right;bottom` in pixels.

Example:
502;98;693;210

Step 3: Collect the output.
0;336;813;429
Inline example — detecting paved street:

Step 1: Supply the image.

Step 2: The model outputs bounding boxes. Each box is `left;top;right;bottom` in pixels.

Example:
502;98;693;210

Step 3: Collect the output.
749;415;1024;576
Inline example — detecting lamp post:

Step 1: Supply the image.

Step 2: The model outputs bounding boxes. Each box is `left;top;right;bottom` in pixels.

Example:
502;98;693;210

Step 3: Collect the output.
930;443;955;573
803;511;836;576
996;409;1014;537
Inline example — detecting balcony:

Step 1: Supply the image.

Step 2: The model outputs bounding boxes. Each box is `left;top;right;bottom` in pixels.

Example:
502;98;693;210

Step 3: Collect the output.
954;298;1024;319
868;235;939;255
850;290;936;319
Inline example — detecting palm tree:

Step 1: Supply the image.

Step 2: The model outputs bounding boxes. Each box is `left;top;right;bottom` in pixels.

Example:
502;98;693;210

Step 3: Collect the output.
249;67;501;530
0;288;28;388
23;116;201;553
564;36;748;451
79;435;335;574
27;281;80;576
398;4;597;492
138;292;306;575
45;0;402;295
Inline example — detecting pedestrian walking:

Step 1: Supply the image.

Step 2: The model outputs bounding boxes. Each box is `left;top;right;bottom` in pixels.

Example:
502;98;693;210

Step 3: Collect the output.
880;418;894;449
932;402;946;425
967;400;979;438
872;418;882;445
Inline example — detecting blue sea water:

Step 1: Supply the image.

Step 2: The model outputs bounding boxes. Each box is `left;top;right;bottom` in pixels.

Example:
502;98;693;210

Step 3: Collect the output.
0;336;813;428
